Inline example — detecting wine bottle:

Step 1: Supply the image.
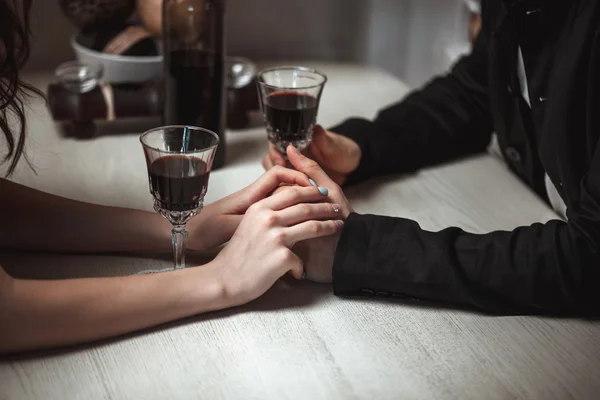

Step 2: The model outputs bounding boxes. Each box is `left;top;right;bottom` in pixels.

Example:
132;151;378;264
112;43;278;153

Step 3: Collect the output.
162;0;226;169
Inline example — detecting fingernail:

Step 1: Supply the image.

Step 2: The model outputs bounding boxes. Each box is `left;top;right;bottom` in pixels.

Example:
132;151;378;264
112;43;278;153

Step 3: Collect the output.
309;178;318;187
336;220;344;229
318;187;329;196
288;145;300;155
332;204;340;213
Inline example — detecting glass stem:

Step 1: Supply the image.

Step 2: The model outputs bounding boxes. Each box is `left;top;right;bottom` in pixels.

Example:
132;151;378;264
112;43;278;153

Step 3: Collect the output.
171;225;188;270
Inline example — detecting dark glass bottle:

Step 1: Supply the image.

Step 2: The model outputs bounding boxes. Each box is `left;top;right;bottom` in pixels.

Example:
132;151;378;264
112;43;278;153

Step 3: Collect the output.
163;0;226;169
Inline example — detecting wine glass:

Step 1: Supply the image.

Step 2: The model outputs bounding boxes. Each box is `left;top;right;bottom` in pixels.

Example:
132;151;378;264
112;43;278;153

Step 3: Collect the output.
140;125;219;271
257;66;327;155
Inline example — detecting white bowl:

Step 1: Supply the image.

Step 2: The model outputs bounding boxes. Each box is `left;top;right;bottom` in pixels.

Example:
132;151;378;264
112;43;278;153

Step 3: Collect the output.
70;34;163;83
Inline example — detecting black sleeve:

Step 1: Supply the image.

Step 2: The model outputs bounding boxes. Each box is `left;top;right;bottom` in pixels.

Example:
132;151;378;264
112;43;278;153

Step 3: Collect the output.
332;11;494;186
332;137;600;315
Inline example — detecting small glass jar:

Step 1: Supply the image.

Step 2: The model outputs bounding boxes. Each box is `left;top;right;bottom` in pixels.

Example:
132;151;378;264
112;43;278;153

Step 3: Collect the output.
55;60;103;94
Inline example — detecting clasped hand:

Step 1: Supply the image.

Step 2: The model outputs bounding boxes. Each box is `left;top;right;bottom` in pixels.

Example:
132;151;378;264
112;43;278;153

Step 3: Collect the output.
183;146;352;307
266;146;355;284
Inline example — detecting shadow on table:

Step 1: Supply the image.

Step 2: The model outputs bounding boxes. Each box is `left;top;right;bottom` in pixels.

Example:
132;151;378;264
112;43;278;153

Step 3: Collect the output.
342;295;600;321
0;249;220;280
344;173;413;202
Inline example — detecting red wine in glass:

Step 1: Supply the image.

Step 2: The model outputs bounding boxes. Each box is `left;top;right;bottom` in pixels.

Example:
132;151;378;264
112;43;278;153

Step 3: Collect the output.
149;155;210;212
264;91;318;151
257;66;327;155
140;125;219;272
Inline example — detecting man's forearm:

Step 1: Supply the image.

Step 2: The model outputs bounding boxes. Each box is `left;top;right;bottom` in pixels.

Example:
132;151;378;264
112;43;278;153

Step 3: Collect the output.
0;263;228;354
333;213;600;316
0;179;172;253
332;29;493;186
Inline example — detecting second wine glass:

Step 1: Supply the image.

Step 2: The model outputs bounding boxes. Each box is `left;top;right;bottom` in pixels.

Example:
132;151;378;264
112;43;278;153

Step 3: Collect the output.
257;66;327;155
140;125;219;271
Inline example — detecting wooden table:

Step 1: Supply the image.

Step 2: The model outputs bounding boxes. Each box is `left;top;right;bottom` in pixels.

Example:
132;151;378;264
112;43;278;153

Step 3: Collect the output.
2;63;599;400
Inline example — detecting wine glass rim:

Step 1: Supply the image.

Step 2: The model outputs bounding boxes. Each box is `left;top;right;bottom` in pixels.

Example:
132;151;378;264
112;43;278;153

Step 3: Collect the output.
257;66;328;90
139;125;220;154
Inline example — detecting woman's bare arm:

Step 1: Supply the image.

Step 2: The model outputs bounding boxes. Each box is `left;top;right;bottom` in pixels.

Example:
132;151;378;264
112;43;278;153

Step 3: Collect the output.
0;264;227;354
0;177;342;355
0;178;173;253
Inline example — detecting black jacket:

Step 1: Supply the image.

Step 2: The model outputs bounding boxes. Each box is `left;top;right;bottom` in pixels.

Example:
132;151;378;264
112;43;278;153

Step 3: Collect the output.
331;0;600;315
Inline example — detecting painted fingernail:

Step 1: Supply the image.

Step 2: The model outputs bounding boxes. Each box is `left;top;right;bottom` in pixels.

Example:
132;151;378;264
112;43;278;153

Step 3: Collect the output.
309;178;318;187
336;220;345;229
318;187;329;196
332;204;341;213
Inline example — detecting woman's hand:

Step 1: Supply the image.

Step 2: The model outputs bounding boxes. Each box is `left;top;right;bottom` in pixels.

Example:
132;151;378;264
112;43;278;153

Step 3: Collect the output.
284;145;354;283
211;185;344;307
187;166;313;251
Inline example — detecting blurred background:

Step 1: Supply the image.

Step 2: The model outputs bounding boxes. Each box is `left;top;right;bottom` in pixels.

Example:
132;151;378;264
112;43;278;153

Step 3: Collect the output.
26;0;481;89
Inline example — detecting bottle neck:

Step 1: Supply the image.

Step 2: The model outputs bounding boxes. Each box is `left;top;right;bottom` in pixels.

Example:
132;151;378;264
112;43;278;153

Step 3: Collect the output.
163;0;225;53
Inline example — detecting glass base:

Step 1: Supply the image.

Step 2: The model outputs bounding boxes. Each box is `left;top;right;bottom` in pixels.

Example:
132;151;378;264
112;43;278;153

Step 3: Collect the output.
153;200;202;226
143;200;205;272
268;130;312;155
136;267;175;275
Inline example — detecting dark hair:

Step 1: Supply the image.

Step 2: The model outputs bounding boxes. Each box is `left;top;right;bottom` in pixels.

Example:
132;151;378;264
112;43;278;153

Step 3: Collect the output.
0;0;42;176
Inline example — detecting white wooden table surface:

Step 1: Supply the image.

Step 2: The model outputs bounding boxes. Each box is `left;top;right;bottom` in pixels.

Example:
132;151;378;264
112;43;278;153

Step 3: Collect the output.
1;63;599;400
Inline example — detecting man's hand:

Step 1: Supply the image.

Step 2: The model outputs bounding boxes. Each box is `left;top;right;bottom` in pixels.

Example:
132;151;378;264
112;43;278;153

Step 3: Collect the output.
262;125;362;186
283;145;355;282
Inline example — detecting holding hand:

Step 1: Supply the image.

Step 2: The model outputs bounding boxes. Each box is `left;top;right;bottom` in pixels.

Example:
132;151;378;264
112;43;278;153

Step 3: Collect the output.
262;125;362;186
187;166;314;252
285;145;355;283
213;184;344;306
